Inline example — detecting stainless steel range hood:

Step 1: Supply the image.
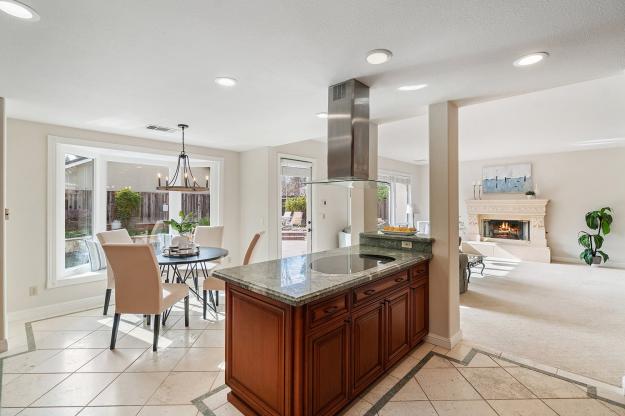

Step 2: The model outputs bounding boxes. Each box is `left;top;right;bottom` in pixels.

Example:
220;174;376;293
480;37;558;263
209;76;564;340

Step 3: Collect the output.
306;79;389;188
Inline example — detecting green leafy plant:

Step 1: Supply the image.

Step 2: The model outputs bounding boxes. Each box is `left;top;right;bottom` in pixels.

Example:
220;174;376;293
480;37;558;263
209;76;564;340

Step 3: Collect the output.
285;195;306;212
198;217;210;226
164;211;198;236
114;187;141;230
525;190;536;196
578;207;613;266
377;184;389;201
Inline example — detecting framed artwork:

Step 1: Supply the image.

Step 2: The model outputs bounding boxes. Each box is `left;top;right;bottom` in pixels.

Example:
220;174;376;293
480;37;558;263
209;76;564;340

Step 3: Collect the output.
482;163;532;193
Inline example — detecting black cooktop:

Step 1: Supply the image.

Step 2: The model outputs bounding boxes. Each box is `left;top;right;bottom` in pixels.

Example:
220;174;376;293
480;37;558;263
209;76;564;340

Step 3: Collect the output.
310;253;395;275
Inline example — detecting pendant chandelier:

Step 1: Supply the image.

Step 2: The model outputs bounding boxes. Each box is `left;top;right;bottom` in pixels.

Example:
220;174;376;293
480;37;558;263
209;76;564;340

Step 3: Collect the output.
156;124;208;192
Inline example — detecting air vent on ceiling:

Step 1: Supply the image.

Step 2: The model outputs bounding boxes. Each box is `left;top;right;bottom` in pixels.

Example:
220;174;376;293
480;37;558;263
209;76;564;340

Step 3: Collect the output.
146;124;178;133
332;83;346;101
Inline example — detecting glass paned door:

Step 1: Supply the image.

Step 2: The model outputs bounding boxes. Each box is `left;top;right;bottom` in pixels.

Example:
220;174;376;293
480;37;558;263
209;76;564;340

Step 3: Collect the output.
280;158;313;258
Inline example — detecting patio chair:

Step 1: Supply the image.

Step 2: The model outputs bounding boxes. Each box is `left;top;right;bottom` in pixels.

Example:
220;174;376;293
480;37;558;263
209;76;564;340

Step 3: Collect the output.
202;231;263;319
281;211;292;226
291;211;304;227
96;229;133;316
102;243;189;351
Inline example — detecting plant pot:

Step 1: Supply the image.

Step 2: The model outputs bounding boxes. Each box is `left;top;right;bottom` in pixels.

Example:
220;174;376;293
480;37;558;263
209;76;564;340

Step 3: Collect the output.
526;195;535;199
591;256;602;267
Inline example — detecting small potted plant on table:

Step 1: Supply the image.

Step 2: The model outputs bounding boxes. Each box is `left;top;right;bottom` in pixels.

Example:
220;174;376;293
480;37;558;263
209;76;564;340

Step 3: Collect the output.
578;207;613;266
525;190;536;199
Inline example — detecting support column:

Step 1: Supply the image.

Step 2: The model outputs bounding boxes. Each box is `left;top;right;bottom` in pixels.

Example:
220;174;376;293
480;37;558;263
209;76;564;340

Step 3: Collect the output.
426;101;461;349
0;98;7;352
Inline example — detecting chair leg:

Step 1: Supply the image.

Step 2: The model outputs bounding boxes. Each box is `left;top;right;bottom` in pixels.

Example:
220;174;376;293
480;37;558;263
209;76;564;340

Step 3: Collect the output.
215;290;219;307
193;276;200;300
185;296;190;327
146;315;151;326
153;314;161;351
203;290;207;320
103;288;112;316
110;313;121;350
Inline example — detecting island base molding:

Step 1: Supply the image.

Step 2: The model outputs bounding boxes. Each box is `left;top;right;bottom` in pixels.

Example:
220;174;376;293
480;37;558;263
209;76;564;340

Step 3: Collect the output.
224;260;430;416
425;330;463;350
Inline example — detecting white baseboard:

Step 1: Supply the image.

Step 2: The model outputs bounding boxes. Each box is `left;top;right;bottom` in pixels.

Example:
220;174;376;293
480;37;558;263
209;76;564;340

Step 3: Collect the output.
426;330;463;349
552;256;625;270
8;295;104;323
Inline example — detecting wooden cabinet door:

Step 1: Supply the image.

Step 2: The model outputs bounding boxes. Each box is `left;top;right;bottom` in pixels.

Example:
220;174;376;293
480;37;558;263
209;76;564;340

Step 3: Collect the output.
410;278;428;347
384;287;411;368
306;320;350;416
351;301;385;396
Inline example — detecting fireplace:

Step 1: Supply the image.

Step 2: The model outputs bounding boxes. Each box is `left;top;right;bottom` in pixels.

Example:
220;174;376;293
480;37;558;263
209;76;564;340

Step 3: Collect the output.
483;219;530;241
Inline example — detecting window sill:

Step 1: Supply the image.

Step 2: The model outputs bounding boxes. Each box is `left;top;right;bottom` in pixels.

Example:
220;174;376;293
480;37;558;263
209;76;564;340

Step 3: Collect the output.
49;271;106;288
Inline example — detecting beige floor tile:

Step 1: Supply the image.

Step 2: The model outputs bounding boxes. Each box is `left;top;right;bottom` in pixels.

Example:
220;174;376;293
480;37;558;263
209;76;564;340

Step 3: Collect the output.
505;367;587;398
77;348;146;373
1;373;69;407
77;406;141;416
147;371;219;405
389;354;420;378
432;346;450;355
2;349;61;373
410;342;435;360
159;329;204;348
90;372;169;406
31;316;105;332
28;348;103;373
444;343;474;361
192;330;225;347
459;368;534;399
601;401;625;416
114;327;155;349
415;368;481;401
432;400;497;416
213;402;244;416
423;355;454;369
137;405;198;416
171;315;209;330
174;347;225;372
1;373;21;385
378;400;438;416
69;331;121;349
452;353;499;368
488;399;558;416
32;331;91;349
212;371;226;390
390;377;428;401
341;398;372;416
204;316;226;330
127;348;188;372
201;386;230;411
363;374;399;404
0;408;23;416
542;398;617;416
492;357;519;367
33;372;119;406
17;407;82;416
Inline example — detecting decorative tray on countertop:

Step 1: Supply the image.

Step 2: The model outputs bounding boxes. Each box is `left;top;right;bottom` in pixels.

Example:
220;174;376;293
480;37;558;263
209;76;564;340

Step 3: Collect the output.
380;230;417;236
162;245;200;258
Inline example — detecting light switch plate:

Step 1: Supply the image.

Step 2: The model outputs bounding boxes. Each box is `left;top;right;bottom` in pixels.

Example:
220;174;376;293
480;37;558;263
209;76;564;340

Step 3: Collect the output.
401;241;413;249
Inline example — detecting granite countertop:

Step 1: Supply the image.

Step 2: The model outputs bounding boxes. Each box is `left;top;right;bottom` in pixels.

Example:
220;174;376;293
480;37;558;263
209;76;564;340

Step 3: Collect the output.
213;245;431;306
360;231;433;242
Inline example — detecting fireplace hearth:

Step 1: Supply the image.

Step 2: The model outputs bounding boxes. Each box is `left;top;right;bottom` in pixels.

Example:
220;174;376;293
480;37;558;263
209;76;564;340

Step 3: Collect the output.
483;219;530;240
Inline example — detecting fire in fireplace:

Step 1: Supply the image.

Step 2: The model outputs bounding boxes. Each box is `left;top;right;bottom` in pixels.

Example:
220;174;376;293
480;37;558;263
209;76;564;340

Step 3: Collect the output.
483;219;530;241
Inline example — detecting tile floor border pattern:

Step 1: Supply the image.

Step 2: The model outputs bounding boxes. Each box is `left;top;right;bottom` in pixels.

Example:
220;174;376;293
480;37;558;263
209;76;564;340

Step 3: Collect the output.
191;346;625;416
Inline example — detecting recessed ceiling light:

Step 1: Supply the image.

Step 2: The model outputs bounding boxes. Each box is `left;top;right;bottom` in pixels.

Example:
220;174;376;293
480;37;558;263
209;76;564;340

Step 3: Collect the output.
316;112;328;119
513;52;549;67
214;77;237;87
398;84;428;91
0;0;39;20
366;49;393;65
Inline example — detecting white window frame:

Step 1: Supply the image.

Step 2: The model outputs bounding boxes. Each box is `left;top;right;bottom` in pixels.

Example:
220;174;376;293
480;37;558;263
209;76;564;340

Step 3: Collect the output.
378;170;412;226
47;135;224;288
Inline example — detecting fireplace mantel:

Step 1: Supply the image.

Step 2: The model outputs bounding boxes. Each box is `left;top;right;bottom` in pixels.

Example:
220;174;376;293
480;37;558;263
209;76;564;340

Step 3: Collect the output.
463;199;551;263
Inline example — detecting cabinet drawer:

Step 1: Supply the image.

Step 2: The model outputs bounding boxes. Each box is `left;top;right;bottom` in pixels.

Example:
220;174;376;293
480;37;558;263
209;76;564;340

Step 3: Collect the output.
353;271;409;305
308;293;349;328
411;262;428;280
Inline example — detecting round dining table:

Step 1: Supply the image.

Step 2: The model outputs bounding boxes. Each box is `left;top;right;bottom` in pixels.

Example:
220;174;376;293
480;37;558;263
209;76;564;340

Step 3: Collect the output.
156;247;229;299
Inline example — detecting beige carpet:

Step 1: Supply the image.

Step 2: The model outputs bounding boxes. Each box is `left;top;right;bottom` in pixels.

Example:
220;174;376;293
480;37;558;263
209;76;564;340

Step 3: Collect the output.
461;258;625;386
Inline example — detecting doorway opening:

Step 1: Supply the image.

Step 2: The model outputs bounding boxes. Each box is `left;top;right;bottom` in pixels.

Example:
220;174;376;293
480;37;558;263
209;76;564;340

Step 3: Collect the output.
279;157;313;258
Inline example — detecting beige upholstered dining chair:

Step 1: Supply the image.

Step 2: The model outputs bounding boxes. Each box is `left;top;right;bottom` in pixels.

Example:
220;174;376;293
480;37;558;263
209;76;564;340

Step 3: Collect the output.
102;244;189;351
202;231;263;319
96;229;133;315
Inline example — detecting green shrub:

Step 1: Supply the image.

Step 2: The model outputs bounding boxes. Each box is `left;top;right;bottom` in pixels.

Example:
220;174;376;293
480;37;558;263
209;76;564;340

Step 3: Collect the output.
114;187;141;230
285;195;306;212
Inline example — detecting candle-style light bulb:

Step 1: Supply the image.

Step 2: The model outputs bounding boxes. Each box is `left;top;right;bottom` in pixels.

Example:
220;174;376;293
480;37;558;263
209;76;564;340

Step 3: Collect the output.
205;175;209;188
165;176;169;187
157;173;162;187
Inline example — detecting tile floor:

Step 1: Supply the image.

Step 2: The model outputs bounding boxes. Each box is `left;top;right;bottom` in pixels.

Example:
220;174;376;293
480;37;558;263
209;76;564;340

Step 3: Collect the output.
2;297;625;416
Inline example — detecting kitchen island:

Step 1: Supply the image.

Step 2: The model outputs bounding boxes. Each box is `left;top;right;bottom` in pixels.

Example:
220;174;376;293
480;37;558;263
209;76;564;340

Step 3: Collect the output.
214;238;432;416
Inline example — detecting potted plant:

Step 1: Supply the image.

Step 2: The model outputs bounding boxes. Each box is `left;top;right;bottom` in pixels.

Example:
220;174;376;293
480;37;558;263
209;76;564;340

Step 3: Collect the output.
578;207;613;266
114;187;141;230
525;190;536;199
164;211;198;237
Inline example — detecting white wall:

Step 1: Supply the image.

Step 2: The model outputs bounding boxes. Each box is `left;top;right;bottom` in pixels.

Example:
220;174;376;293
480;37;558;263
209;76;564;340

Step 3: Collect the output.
6;118;240;315
458;148;625;266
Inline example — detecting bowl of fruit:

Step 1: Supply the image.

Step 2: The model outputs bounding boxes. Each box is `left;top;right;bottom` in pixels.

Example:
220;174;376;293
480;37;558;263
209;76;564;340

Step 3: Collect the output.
381;226;417;236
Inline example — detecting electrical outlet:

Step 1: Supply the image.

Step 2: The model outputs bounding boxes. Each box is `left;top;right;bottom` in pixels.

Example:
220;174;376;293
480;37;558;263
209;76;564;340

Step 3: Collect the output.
401;241;413;249
28;286;38;296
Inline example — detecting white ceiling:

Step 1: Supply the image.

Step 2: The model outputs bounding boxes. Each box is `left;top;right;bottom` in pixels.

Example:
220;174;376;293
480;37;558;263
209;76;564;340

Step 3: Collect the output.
378;74;625;163
0;0;624;151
